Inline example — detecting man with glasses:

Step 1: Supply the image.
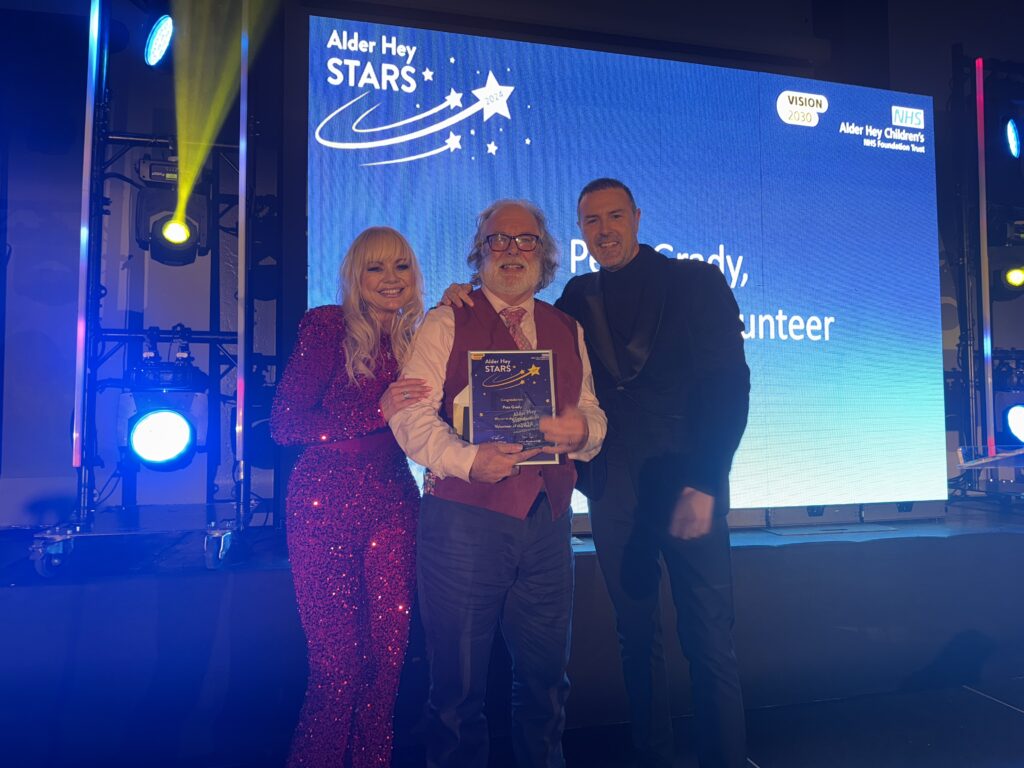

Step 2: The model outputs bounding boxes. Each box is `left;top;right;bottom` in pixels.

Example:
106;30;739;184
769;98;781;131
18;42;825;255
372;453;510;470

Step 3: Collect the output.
443;180;750;768
389;199;606;768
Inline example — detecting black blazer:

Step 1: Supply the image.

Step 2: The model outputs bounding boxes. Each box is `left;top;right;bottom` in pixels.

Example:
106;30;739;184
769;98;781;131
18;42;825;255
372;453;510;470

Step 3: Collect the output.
557;245;750;515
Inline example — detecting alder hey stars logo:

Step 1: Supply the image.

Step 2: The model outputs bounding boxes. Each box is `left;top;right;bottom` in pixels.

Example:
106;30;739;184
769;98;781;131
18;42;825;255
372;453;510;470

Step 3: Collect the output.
479;361;544;390
315;26;525;167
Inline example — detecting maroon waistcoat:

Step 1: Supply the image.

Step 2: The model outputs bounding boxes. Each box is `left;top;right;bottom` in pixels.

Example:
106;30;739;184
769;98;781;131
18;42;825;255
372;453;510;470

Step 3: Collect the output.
431;291;582;520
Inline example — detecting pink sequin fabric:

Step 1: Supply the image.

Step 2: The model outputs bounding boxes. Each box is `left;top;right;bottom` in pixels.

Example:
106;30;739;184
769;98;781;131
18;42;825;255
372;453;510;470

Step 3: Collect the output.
271;305;418;768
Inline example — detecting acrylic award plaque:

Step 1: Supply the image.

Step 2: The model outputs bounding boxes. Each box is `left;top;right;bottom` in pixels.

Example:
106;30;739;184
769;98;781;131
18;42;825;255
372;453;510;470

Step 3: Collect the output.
467;349;557;465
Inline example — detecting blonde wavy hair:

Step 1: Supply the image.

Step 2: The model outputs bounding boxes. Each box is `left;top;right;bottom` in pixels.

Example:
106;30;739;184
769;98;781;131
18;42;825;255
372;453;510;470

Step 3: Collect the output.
339;227;424;384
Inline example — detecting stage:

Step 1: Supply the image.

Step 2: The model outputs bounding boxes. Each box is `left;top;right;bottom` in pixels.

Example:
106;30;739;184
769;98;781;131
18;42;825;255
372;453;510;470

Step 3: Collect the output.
4;1;1024;766
1;503;1021;767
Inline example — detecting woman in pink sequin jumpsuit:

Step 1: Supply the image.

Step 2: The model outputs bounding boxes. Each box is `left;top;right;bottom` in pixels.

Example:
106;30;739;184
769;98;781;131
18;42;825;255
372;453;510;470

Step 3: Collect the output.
271;227;428;768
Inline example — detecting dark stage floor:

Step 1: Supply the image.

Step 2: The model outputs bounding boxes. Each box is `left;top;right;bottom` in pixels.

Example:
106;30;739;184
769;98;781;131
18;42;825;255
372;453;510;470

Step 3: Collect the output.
0;503;1021;767
559;678;1024;768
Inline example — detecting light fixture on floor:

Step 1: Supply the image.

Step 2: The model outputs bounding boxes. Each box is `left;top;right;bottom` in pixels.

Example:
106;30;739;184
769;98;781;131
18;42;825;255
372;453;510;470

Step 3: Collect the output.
119;337;208;470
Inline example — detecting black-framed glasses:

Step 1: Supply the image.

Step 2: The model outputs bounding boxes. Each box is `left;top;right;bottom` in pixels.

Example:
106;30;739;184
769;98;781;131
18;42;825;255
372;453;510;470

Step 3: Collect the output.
485;233;541;252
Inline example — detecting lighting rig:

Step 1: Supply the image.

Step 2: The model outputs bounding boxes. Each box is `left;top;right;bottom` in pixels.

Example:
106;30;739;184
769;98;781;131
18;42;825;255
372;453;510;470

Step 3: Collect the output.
30;0;271;575
951;49;1024;500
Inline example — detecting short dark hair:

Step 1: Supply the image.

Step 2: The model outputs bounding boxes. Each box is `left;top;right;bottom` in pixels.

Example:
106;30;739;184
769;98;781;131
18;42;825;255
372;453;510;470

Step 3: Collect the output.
577;178;637;215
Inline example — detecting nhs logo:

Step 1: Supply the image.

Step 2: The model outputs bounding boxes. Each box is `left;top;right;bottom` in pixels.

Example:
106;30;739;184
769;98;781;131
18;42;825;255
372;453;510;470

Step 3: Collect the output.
892;106;925;128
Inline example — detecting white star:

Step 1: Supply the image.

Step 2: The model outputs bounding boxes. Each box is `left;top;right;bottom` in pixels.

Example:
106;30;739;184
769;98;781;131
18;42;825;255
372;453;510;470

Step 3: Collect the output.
445;88;463;109
470;129;476;136
472;71;514;121
422;68;434;81
525;138;531;145
449;56;456;64
486;141;498;155
444;132;462;152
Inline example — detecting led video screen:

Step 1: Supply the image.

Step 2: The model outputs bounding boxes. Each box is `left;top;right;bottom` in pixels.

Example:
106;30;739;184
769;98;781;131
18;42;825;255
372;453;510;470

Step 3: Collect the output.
305;15;948;508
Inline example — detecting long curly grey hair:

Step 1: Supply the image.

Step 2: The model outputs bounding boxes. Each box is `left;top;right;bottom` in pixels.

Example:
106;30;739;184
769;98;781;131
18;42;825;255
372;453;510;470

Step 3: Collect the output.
466;199;559;291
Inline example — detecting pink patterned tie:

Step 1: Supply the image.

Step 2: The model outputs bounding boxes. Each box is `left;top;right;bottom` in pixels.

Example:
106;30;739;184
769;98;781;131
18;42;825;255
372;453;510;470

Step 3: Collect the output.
499;307;532;350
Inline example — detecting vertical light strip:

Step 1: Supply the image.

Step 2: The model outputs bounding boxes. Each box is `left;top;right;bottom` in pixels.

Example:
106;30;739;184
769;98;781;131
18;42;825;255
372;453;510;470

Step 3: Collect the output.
72;0;102;467
975;57;996;456
236;0;250;487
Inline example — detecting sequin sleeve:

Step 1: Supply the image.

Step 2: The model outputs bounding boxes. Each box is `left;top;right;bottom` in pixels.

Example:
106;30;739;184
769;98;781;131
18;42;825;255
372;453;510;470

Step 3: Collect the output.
271;306;389;446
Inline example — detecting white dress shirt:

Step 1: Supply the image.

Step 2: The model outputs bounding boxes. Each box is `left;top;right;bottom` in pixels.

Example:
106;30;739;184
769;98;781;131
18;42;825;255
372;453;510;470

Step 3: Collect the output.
389;286;607;482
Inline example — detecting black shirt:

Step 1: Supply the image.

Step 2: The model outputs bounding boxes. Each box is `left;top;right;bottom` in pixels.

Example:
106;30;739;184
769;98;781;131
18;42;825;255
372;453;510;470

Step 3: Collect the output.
600;246;657;375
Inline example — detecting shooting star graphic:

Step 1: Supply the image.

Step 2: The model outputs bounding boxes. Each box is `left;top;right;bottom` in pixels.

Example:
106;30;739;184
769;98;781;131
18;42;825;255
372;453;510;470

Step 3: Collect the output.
362;132;462;167
482;364;543;390
352;88;464;133
314;71;514;165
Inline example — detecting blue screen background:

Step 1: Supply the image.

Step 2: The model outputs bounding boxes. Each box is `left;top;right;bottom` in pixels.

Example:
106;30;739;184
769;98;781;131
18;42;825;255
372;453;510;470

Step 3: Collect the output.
306;16;948;508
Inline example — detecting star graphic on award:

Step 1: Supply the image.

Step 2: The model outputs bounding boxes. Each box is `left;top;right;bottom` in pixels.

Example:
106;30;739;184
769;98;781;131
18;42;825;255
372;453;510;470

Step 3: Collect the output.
483;368;531;389
481;362;545;390
315;70;516;166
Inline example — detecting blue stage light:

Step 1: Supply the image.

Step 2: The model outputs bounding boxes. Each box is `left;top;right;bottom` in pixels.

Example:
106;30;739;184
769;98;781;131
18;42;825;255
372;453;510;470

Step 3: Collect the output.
129;409;195;465
1008;404;1024;444
144;14;173;67
1007;118;1021;160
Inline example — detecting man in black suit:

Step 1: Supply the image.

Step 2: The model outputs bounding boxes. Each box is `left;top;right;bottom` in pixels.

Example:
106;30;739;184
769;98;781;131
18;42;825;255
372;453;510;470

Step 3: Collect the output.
556;178;750;768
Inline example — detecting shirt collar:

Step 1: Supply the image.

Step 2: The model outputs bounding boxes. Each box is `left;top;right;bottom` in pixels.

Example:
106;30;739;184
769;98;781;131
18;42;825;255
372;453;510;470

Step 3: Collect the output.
481;286;535;316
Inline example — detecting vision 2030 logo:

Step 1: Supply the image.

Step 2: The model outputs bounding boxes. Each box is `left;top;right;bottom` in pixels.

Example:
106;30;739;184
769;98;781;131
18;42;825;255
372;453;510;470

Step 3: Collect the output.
891;106;925;129
776;91;829;127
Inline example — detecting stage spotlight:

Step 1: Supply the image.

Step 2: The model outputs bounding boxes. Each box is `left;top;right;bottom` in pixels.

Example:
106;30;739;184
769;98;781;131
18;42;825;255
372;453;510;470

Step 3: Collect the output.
982;75;1024;222
990;247;1024;300
1008;404;1024;443
144;14;174;67
1007;118;1021;159
130;409;194;465
118;341;210;471
161;218;190;245
1004;266;1024;288
149;213;199;266
122;392;207;471
135;184;209;267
